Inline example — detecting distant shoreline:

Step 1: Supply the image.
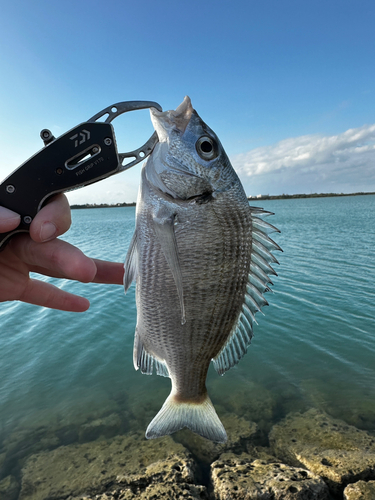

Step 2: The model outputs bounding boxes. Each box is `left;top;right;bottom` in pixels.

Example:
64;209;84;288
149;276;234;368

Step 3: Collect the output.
247;191;375;201
70;191;375;209
70;202;136;209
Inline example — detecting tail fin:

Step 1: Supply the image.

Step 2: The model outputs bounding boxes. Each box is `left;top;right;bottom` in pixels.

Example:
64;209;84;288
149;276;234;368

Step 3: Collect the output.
145;393;227;443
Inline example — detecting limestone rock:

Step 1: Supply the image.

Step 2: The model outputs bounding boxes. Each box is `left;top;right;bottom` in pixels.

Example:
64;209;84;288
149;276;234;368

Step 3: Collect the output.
209;379;276;432
19;432;189;500
72;482;207;499
269;409;375;495
174;413;258;464
343;480;375;500
0;451;6;477
300;379;375;432
63;453;207;499
0;474;19;500
211;452;330;499
78;413;123;442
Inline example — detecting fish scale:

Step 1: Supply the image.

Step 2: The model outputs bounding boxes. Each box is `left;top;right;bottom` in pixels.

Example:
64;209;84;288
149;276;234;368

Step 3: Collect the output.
124;96;281;442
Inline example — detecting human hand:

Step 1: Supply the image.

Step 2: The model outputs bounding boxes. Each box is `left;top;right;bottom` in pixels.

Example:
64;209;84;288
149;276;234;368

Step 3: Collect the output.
0;194;124;312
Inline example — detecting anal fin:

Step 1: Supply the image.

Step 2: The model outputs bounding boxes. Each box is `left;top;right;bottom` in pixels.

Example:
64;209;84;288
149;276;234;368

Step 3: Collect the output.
133;330;169;377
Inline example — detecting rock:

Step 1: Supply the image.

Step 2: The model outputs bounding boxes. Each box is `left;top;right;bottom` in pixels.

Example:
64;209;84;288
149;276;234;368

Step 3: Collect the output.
78;413;123;442
59;452;208;499
0;451;6;476
19;432;191;500
0;474;19;500
209;379;276;433
111;455;207;499
269;409;375;495
174;413;258;464
300;379;375;432
72;482;208;499
343;480;375;500
211;452;330;499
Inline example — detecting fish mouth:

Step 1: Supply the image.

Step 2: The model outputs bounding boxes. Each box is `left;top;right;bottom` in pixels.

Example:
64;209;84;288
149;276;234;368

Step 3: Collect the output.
150;96;194;141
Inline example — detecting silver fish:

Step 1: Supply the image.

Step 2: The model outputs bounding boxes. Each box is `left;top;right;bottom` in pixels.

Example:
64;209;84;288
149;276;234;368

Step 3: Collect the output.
124;96;281;442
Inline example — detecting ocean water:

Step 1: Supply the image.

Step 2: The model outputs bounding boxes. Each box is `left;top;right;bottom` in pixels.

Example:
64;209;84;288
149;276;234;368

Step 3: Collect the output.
0;195;375;477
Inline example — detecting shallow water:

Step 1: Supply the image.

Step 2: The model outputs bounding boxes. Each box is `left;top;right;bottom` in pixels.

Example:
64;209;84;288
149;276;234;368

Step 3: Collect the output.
0;196;375;476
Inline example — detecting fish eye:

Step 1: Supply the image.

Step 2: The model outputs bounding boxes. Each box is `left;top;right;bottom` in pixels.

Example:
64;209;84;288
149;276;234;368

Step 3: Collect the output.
196;136;218;161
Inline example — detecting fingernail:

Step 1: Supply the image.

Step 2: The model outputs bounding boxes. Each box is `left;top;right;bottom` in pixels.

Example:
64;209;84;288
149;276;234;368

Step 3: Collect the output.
40;222;57;242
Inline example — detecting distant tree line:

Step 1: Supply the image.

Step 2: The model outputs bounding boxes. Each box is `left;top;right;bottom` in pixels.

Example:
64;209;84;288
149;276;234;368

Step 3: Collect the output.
70;202;136;209
247;192;375;201
70;192;375;209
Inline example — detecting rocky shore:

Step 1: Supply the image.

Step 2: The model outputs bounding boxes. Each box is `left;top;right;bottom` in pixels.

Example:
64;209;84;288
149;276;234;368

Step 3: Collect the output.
1;409;375;500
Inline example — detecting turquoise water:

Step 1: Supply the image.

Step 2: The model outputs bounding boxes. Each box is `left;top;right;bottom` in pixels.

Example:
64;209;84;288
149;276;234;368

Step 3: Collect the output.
0;195;375;452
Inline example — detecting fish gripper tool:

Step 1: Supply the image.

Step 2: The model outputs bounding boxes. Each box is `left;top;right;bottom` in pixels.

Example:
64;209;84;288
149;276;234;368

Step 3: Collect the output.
0;100;162;248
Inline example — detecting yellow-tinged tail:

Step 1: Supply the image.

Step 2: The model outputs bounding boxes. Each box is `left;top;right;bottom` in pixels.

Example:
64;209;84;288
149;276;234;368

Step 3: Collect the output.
146;392;227;443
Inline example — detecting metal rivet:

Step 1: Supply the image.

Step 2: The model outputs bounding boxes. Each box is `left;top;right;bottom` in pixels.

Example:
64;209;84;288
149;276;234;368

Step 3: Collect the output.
92;147;99;153
23;216;32;224
104;138;112;146
56;168;63;175
6;185;15;194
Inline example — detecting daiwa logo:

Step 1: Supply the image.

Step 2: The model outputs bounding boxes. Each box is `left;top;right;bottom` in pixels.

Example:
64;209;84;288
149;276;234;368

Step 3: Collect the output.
70;129;91;147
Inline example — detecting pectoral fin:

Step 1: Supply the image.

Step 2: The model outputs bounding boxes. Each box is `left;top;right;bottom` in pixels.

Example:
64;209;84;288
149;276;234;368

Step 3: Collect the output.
124;230;138;293
152;208;186;325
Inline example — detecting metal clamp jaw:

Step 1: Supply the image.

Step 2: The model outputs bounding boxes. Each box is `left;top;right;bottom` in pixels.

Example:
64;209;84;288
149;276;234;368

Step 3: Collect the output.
0;100;162;248
87;100;161;171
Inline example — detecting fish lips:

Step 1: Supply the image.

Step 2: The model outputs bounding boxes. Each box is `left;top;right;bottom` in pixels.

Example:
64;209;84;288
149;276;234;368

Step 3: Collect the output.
150;96;193;141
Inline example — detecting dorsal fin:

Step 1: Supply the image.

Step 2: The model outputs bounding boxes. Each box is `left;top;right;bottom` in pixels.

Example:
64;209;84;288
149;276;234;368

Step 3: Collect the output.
213;207;282;376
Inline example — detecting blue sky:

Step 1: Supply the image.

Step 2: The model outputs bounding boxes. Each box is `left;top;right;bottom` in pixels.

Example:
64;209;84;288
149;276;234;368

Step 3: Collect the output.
1;0;374;203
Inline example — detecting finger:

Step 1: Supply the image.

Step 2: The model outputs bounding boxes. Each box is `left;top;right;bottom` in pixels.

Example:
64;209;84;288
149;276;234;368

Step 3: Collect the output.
19;278;90;312
10;235;97;283
28;259;124;285
91;259;125;284
0;207;21;233
30;194;71;242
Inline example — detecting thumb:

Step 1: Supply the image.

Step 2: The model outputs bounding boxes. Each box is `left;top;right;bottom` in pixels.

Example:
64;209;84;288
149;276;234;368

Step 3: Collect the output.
0;206;21;233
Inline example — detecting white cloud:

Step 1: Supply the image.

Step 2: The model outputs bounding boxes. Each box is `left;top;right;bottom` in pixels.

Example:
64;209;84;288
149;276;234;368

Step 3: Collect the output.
231;124;375;195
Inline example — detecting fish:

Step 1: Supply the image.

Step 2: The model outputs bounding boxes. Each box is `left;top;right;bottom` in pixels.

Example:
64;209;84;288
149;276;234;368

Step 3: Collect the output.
123;96;281;443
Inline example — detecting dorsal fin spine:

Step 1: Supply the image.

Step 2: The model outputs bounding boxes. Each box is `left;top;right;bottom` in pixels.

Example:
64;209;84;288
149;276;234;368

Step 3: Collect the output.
253;240;280;264
251;251;278;276
250;262;274;285
252;217;280;234
253;229;283;252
